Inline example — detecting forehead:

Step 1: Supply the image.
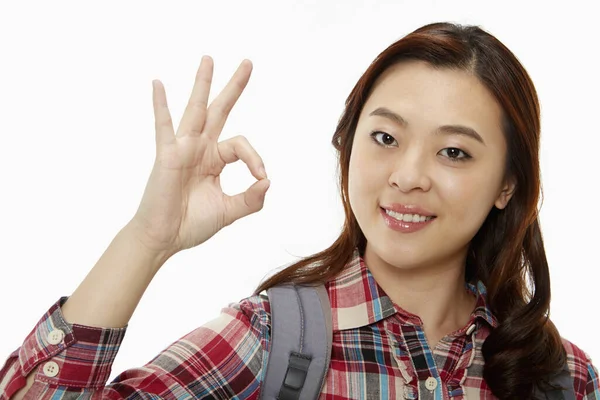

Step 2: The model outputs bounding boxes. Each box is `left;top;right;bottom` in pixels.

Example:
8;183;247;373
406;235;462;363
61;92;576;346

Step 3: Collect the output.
361;60;504;139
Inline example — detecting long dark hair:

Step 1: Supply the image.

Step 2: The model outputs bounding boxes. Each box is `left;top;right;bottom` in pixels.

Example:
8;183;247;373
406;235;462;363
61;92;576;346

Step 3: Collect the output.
253;22;564;398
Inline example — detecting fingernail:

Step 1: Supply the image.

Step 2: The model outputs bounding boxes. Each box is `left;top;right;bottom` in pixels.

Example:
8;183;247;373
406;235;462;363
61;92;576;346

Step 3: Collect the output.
259;167;267;179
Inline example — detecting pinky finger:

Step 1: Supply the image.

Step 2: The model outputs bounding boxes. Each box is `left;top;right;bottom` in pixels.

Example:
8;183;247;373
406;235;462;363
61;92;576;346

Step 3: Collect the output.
152;80;176;146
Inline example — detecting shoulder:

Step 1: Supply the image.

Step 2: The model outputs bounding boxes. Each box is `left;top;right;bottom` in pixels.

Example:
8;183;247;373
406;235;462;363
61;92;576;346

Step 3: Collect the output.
226;292;272;331
194;292;272;341
143;293;273;397
561;337;599;398
164;293;273;363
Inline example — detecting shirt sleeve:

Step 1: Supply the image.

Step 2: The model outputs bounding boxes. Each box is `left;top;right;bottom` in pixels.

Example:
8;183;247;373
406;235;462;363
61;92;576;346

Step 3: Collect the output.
584;355;599;399
0;295;271;400
562;338;600;399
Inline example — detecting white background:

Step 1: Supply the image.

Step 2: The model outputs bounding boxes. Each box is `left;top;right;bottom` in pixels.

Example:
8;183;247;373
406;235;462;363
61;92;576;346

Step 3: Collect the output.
1;0;598;386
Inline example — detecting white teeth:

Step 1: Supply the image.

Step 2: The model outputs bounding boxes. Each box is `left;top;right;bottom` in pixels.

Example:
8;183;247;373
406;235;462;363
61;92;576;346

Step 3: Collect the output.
385;209;434;222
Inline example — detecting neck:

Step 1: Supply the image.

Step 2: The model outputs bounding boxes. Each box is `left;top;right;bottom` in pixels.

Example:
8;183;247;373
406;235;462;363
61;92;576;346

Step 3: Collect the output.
362;243;476;335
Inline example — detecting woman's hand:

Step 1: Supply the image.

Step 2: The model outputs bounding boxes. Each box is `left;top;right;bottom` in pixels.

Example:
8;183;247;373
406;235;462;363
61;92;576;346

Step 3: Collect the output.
129;56;270;258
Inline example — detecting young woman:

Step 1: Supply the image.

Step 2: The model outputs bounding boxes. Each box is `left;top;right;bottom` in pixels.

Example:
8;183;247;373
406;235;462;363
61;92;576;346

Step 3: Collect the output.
1;22;598;399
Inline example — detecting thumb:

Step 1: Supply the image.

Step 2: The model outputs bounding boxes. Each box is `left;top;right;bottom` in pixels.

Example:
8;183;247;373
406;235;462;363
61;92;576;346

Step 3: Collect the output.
224;178;270;225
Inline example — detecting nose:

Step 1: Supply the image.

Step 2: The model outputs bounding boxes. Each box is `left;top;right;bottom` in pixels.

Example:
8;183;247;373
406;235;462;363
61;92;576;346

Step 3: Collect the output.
388;145;432;193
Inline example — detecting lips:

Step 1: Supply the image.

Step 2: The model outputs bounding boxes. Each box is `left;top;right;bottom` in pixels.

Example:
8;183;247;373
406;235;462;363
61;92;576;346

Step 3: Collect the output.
379;207;436;233
380;204;437;217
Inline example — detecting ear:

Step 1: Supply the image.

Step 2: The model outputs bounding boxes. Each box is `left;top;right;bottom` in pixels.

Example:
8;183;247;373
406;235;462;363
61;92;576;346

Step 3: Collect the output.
494;177;516;210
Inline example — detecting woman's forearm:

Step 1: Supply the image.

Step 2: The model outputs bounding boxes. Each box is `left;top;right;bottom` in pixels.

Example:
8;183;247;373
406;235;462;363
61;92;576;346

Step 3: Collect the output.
61;223;172;328
10;225;173;399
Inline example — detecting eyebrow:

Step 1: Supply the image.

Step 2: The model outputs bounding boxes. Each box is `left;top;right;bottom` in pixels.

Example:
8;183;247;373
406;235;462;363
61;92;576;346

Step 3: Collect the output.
368;107;486;145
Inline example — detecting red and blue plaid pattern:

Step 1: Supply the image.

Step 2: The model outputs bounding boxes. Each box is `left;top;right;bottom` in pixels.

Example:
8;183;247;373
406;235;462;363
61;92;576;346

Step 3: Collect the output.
1;248;598;399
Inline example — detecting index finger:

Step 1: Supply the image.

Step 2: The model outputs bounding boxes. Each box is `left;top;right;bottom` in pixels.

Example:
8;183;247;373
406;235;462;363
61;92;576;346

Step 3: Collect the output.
203;59;253;140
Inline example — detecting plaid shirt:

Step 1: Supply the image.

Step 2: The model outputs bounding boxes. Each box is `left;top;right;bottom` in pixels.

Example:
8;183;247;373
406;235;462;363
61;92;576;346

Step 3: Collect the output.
1;248;598;399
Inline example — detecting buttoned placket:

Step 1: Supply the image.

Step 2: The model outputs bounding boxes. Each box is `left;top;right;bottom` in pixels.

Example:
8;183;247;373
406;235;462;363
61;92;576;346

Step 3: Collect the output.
389;318;479;400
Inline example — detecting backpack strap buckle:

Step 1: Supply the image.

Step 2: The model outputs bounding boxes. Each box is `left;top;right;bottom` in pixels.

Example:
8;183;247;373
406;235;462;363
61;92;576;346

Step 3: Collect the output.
282;352;311;391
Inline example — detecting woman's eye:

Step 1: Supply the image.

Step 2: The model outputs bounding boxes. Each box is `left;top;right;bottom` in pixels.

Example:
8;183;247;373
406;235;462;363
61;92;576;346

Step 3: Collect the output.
439;147;471;162
370;131;397;147
369;132;472;163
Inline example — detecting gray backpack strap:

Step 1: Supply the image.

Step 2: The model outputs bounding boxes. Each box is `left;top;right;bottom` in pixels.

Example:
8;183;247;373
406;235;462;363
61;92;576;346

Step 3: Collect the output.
542;360;576;400
531;359;576;400
259;283;332;400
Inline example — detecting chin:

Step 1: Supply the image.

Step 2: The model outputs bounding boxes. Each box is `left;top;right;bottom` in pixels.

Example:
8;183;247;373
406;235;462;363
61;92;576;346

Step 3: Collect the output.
365;237;428;269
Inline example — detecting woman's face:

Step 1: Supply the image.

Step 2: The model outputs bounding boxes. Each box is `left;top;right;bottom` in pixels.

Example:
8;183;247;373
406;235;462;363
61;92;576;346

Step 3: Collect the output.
348;60;515;271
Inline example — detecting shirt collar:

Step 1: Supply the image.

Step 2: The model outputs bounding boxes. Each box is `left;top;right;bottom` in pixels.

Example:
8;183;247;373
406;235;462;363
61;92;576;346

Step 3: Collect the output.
325;247;498;332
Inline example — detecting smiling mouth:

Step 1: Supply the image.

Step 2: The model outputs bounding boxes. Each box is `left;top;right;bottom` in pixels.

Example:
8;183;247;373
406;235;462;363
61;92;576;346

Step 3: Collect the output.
380;207;437;223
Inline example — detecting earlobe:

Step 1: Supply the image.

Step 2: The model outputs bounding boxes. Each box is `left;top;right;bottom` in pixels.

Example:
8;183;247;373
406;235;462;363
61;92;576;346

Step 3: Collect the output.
494;179;516;210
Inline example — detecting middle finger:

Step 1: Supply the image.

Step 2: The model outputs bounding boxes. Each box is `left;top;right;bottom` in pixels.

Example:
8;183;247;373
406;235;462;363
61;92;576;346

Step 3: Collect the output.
177;55;214;138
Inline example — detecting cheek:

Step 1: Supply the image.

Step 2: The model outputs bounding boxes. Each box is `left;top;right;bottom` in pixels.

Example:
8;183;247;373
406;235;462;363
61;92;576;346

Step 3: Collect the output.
348;151;382;209
437;169;499;220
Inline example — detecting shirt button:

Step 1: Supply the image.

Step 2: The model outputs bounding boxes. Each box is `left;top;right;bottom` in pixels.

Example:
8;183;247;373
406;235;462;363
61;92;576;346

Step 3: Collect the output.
466;324;476;335
425;376;438;391
43;361;59;377
47;329;64;345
